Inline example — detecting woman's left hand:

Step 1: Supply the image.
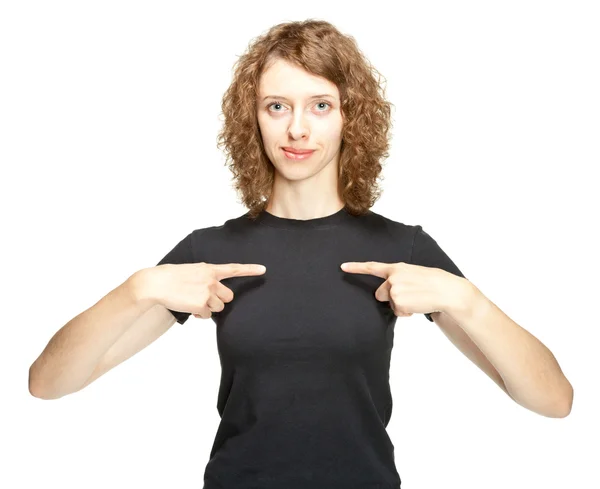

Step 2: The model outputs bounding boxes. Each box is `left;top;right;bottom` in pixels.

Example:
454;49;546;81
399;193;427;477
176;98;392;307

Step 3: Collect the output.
340;261;461;317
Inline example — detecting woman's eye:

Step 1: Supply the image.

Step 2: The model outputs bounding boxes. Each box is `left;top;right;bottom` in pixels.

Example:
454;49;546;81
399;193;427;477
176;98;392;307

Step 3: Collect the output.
268;101;331;112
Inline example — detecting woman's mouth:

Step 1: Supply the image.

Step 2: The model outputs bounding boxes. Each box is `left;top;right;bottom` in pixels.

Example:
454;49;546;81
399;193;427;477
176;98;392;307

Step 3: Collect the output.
282;148;316;160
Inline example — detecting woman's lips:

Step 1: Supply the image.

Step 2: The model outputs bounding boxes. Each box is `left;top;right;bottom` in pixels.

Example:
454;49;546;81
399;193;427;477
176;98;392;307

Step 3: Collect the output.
282;148;315;160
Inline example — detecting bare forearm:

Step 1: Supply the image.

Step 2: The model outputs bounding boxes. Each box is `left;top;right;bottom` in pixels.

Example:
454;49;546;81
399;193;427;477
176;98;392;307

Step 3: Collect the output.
29;269;156;400
445;280;573;417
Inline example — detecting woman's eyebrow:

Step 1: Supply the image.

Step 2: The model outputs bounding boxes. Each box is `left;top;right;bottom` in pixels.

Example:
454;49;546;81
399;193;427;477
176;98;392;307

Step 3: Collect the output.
262;94;336;101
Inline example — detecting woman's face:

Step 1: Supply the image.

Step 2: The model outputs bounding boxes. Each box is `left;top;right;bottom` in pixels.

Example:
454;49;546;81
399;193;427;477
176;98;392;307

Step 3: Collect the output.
256;58;344;182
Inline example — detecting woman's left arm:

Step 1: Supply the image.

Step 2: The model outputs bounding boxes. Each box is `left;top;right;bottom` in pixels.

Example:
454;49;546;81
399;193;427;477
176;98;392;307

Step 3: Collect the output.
443;277;574;418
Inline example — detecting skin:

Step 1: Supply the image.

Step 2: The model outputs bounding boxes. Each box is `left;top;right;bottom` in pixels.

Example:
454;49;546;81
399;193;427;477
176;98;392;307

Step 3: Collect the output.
256;58;346;220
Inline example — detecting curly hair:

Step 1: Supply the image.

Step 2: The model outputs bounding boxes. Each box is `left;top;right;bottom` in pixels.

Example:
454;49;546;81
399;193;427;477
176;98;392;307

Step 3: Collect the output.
216;19;394;220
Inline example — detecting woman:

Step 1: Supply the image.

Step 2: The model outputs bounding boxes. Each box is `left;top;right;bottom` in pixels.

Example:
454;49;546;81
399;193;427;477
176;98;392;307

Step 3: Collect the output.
156;19;464;488
30;18;572;489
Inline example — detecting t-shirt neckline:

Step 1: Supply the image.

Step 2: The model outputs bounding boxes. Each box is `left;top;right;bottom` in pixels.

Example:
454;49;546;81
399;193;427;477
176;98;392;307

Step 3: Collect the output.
254;205;354;229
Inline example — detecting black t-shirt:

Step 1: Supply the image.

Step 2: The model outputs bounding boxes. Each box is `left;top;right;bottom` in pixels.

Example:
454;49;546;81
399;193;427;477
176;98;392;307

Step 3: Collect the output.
155;206;466;489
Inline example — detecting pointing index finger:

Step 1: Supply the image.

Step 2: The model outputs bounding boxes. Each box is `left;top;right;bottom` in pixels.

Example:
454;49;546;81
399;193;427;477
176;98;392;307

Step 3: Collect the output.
341;261;391;279
211;263;267;280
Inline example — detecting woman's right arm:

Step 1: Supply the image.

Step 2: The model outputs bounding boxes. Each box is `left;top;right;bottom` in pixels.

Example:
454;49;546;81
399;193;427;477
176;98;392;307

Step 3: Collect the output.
28;268;166;400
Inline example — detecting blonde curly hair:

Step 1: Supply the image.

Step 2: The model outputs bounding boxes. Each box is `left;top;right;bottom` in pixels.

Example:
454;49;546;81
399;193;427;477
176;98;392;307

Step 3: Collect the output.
216;19;394;220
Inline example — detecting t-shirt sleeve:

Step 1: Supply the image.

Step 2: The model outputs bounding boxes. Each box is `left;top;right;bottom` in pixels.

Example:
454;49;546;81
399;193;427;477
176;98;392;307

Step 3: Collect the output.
409;225;467;323
154;232;195;325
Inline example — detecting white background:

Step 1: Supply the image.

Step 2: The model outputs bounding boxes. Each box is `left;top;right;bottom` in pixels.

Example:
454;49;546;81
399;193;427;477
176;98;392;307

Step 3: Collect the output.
3;1;598;488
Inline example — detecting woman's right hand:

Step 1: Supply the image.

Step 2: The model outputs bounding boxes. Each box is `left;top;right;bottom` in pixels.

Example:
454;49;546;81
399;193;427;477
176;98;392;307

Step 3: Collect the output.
145;262;267;319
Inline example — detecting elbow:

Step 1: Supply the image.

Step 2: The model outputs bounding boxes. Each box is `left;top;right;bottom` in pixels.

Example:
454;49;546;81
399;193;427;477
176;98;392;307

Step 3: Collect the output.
546;382;574;418
557;383;574;418
550;401;572;419
28;364;65;400
28;362;43;398
29;372;47;399
29;380;66;400
28;365;49;399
